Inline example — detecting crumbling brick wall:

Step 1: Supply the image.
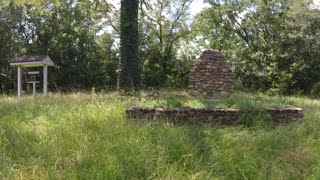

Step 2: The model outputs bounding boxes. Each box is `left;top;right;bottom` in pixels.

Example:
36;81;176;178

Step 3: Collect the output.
126;107;304;125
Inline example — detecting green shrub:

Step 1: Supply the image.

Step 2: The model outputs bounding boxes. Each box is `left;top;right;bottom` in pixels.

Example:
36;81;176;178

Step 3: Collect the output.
311;81;320;97
233;78;245;91
266;88;282;96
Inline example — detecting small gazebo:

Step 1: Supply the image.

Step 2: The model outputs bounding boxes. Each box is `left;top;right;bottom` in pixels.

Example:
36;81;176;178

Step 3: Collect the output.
10;56;54;97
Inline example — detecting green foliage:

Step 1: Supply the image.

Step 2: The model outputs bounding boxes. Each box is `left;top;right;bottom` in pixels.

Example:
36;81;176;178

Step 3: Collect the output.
139;0;193;88
0;91;319;179
31;1;109;90
311;81;320;97
197;0;320;94
0;1;115;93
0;2;24;93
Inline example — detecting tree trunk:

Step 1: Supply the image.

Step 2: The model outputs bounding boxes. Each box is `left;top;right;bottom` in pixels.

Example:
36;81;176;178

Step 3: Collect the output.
119;0;141;91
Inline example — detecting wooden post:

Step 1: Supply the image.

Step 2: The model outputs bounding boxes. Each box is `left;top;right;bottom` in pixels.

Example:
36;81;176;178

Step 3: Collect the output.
32;82;36;97
17;66;22;98
43;65;48;96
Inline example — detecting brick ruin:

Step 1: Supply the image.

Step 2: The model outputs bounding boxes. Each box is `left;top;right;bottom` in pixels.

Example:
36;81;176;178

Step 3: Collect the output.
188;50;233;99
126;50;305;125
126;107;304;125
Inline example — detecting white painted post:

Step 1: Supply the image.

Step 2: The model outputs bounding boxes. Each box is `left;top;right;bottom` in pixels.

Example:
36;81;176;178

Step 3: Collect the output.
32;82;36;97
43;65;48;96
17;66;22;98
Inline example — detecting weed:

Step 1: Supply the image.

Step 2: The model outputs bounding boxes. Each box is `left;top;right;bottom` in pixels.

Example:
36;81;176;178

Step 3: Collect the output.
0;91;319;179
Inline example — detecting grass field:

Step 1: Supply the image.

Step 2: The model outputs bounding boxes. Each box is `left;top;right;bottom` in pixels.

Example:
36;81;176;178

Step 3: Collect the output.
0;91;320;179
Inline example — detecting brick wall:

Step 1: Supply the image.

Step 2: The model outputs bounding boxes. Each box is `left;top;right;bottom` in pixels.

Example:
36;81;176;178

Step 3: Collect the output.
126;107;304;125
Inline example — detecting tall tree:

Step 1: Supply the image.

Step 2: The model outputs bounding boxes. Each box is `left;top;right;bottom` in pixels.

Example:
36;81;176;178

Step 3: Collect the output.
140;0;193;87
0;1;111;92
119;0;141;91
197;0;320;94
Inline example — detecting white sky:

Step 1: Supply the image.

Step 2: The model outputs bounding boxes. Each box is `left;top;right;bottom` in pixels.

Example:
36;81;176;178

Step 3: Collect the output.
313;0;320;8
189;0;210;16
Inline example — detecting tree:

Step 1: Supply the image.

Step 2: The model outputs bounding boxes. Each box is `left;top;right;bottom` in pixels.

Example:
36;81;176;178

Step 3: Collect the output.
197;0;320;94
140;0;193;87
119;0;141;91
0;2;25;94
28;1;108;90
0;1;112;92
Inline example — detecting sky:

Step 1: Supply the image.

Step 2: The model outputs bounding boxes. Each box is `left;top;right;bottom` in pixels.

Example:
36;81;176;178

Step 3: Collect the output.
189;0;210;16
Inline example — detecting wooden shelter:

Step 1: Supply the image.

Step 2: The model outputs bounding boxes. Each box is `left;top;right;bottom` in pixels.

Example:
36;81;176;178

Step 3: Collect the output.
10;56;54;97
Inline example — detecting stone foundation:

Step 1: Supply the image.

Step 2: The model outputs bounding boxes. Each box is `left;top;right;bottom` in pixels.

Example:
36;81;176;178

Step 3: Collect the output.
126;107;304;125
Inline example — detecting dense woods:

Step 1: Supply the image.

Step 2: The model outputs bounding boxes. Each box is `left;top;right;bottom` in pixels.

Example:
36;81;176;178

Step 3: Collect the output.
1;0;320;95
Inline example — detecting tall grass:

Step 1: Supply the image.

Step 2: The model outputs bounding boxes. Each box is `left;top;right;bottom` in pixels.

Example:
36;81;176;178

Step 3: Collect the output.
0;91;320;179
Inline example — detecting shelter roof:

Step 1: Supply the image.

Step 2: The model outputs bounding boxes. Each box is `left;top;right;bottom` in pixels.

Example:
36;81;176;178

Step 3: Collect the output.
10;56;54;67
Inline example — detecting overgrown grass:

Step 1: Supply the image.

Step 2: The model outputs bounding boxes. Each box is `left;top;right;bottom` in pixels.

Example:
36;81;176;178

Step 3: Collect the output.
0;91;320;179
